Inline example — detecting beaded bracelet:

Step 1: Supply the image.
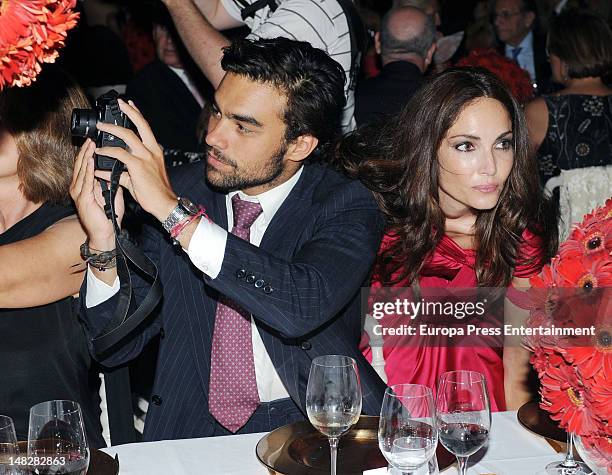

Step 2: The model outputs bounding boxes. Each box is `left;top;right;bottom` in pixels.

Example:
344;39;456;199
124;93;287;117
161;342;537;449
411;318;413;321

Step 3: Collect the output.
80;239;118;271
170;206;207;242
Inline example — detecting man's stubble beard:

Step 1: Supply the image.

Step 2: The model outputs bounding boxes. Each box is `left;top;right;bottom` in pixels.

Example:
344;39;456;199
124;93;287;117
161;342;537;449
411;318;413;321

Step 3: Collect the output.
205;142;288;193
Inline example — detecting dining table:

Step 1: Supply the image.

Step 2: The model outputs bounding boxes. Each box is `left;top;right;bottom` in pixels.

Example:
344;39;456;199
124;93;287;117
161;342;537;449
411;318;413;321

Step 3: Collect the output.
101;410;569;475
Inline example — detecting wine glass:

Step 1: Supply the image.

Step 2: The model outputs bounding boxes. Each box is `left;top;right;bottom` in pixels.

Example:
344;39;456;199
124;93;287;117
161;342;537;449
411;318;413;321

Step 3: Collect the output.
27;400;89;475
0;415;20;475
306;355;362;475
544;432;591;475
435;371;491;475
379;384;438;475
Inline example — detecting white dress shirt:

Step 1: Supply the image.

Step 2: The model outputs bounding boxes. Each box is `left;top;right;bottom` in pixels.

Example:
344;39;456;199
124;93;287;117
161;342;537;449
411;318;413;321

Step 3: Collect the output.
505;30;536;83
168;66;205;108
86;166;304;402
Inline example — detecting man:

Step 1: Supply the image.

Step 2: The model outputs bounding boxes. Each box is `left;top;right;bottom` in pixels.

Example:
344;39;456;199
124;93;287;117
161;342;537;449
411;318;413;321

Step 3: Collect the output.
355;7;436;126
126;7;211;157
160;0;357;132
493;0;552;94
71;37;386;440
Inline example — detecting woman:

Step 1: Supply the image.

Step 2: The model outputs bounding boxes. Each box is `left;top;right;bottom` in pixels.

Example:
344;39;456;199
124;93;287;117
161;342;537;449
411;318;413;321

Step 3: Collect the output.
341;67;557;411
525;10;612;239
0;65;104;447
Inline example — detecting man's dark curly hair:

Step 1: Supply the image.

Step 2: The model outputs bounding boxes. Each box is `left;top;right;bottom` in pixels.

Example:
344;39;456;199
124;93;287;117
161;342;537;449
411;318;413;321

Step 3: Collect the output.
221;37;346;159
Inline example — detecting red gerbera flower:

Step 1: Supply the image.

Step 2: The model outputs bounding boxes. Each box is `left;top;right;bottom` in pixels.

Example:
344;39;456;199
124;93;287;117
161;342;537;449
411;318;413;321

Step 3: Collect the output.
0;0;79;90
530;200;612;445
564;199;612;254
529;345;565;376
539;362;601;436
586;370;612;427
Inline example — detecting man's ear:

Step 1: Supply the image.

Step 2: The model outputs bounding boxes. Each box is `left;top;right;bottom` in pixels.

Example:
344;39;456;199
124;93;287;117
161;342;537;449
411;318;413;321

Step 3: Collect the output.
285;135;319;163
152;24;162;43
425;43;437;68
524;11;536;30
374;31;382;55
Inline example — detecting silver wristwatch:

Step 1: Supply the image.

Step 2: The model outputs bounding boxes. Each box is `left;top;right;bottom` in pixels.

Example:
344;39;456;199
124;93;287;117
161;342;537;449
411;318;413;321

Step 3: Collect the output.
162;197;199;233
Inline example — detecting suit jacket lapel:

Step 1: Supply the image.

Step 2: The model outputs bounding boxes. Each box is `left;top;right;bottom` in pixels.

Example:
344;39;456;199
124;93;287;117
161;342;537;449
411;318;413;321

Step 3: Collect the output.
259;165;314;252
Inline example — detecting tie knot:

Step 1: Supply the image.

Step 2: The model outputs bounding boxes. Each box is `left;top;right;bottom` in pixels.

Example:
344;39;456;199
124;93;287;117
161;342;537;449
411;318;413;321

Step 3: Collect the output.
231;194;263;230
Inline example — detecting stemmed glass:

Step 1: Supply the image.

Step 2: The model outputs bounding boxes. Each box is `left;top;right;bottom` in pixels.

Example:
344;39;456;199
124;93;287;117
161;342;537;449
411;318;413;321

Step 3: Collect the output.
435;371;491;475
27;400;89;475
0;415;20;475
379;384;438;475
544;432;591;475
306;355;362;475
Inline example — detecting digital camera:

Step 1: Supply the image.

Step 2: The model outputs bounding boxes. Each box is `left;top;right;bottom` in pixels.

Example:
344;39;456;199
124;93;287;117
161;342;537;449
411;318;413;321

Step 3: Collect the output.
71;89;136;171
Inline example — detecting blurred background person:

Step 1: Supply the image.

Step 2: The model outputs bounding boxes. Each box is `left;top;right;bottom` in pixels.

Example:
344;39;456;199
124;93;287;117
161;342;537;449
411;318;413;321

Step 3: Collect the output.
355;6;436;126
493;0;553;94
525;10;612;239
0;65;105;447
57;0;133;100
458;20;534;104
126;3;212;160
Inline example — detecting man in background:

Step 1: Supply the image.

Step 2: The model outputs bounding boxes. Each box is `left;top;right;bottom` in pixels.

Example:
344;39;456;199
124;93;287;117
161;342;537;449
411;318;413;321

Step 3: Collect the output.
493;0;552;93
126;6;211;157
355;6;436;125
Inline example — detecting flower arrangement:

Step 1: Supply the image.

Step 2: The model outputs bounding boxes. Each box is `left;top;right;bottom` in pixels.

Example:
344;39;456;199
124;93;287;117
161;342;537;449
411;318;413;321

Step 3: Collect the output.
0;0;79;90
526;198;612;473
456;47;535;104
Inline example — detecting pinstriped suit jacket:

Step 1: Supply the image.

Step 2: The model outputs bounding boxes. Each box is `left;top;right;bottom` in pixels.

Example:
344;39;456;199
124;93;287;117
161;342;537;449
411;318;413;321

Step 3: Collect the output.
80;161;387;441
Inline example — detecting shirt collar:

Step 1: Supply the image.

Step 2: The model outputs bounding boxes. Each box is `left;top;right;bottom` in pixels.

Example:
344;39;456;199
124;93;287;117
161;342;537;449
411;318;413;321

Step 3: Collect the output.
228;166;304;224
505;30;533;55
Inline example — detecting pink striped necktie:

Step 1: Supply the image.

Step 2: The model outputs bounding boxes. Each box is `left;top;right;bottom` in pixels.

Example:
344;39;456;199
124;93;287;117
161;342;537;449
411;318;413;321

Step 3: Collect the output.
208;194;263;433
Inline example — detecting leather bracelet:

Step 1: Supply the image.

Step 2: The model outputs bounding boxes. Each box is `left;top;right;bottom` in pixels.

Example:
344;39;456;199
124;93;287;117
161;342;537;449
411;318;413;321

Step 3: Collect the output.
80;239;118;271
170;206;207;242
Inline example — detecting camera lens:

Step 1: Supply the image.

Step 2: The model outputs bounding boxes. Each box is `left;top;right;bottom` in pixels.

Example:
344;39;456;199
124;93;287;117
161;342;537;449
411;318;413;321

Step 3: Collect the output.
71;109;98;138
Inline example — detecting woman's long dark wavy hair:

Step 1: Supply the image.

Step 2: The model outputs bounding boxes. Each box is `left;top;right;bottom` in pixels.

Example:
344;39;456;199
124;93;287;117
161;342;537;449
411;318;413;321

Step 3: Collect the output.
336;67;558;287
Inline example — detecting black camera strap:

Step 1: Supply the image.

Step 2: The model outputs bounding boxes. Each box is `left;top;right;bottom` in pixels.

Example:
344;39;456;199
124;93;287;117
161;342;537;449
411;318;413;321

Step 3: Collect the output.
91;162;162;357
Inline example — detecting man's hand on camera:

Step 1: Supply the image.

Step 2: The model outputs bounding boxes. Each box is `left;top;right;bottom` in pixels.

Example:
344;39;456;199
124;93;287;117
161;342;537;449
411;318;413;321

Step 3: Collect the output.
70;138;124;252
93;99;178;226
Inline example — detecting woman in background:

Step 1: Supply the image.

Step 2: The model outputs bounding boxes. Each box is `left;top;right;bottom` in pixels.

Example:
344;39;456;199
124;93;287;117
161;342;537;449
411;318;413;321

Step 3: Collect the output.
525;10;612;238
342;67;557;411
0;65;105;447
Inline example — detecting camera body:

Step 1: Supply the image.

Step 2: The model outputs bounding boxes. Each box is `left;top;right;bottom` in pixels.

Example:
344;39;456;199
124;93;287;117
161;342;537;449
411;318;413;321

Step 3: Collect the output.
71;90;136;171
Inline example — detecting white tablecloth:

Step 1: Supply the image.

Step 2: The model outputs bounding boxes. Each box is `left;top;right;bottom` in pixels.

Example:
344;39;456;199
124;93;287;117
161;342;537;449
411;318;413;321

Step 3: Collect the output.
102;411;564;475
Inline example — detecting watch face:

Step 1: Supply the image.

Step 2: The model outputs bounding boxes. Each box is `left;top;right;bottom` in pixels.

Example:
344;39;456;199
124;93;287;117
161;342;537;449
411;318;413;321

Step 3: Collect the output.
178;197;198;214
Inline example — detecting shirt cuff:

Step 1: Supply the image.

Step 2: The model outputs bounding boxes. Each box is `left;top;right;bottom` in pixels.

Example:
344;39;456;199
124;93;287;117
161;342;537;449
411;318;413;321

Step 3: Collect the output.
187;216;228;279
85;268;120;308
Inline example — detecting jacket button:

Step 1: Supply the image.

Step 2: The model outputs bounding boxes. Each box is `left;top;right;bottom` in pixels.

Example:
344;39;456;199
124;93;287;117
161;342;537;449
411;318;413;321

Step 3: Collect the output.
301;341;312;350
152;395;162;406
236;269;246;279
246;274;256;284
254;279;265;288
160;328;165;339
263;285;273;294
